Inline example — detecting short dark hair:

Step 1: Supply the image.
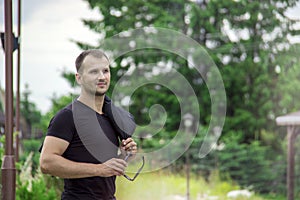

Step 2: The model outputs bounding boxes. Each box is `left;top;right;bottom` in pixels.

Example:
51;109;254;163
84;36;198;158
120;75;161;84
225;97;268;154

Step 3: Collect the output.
75;49;109;72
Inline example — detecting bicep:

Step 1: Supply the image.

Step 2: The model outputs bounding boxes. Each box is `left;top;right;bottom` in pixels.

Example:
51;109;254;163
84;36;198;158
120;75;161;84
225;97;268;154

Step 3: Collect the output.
41;136;69;156
40;136;71;175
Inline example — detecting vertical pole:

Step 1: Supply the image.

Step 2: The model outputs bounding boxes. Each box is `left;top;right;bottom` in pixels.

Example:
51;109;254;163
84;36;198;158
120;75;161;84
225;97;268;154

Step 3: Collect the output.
287;126;295;200
186;149;190;200
1;0;16;199
183;113;193;200
186;126;190;200
15;0;22;162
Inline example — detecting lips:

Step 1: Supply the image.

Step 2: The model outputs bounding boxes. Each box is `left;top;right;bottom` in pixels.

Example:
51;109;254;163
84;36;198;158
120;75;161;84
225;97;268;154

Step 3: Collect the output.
97;82;107;87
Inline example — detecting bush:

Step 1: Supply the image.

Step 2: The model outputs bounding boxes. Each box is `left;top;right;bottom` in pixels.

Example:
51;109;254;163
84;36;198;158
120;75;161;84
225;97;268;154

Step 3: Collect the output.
16;177;57;200
16;152;59;200
19;139;43;174
218;134;285;194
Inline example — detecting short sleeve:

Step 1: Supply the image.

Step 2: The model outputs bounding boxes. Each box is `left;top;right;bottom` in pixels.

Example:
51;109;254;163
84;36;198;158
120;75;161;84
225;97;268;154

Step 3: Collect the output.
47;108;75;143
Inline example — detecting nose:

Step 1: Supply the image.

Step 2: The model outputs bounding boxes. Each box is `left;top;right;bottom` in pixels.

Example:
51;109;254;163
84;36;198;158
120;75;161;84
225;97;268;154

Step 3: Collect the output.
98;71;105;79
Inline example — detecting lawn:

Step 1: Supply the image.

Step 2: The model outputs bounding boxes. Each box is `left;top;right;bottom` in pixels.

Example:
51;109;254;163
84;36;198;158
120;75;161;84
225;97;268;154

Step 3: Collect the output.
116;169;278;200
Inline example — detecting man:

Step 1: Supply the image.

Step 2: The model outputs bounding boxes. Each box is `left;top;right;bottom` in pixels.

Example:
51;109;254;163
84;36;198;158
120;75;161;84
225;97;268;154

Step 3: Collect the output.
39;49;137;200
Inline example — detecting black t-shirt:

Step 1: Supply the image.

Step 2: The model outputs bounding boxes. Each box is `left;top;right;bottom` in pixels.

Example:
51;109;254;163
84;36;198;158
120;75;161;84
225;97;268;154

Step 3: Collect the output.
46;100;120;200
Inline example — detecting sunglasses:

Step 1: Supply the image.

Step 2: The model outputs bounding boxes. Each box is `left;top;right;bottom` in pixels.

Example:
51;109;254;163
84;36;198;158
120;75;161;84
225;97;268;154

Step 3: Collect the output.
123;153;145;181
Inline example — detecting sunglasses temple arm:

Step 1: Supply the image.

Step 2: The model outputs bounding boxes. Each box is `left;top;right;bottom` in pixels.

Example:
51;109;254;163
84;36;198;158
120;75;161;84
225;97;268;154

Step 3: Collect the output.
123;156;145;181
131;156;145;180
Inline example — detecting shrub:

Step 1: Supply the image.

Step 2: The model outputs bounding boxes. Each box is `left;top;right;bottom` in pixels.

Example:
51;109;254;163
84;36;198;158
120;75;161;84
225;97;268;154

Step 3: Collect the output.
16;152;59;200
218;136;284;194
19;139;43;174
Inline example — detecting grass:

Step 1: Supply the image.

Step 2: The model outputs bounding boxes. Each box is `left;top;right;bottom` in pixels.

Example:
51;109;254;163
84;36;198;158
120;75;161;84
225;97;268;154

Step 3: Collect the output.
116;169;276;200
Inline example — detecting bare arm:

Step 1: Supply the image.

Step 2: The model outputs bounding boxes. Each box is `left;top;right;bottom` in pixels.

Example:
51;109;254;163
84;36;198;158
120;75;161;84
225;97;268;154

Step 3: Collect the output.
39;136;127;179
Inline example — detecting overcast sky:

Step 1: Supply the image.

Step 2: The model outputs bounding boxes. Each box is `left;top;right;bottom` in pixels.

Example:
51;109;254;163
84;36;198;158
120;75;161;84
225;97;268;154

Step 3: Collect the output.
0;0;100;113
0;0;300;114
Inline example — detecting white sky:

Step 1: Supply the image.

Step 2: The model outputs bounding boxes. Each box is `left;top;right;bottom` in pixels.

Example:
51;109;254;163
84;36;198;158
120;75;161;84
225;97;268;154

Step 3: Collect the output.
0;0;100;113
0;0;300;114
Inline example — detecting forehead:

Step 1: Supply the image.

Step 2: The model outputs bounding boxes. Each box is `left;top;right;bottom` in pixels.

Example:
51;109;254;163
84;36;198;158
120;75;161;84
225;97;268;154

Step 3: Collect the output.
82;55;110;70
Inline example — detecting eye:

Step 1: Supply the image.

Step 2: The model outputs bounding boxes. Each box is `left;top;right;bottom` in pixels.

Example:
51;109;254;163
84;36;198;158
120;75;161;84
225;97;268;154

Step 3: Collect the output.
90;69;98;74
103;68;110;73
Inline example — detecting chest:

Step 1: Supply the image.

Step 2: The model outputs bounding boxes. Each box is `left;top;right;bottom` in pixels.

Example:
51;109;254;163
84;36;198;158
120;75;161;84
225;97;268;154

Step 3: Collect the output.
64;114;120;163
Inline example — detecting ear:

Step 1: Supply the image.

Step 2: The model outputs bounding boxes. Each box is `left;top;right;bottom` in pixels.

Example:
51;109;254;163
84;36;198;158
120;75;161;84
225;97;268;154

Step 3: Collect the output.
75;73;82;85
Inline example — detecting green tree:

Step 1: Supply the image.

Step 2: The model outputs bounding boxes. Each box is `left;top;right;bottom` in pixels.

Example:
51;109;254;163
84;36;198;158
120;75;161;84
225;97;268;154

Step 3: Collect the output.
275;44;300;114
20;84;42;138
65;0;300;194
77;0;299;141
0;87;4;112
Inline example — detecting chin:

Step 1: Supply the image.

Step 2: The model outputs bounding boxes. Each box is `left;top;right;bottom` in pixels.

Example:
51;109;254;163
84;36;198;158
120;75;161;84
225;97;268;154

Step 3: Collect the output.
95;91;106;96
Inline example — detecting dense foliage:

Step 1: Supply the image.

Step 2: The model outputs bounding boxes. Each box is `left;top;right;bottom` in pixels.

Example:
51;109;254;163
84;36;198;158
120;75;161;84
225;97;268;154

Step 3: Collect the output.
68;0;300;195
20;84;43;139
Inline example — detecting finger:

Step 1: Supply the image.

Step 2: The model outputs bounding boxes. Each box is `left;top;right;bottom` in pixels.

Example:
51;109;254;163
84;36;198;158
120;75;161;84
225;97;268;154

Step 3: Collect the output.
122;138;136;151
106;159;127;170
122;138;133;146
125;142;137;151
114;159;127;174
123;138;136;147
113;158;128;167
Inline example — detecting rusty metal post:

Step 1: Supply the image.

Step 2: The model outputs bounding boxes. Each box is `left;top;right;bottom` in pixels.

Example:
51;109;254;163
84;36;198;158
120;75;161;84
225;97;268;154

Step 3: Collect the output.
15;0;22;162
1;0;16;199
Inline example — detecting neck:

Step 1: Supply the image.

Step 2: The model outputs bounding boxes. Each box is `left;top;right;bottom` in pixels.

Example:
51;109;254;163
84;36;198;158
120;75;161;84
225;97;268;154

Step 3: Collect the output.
77;93;105;114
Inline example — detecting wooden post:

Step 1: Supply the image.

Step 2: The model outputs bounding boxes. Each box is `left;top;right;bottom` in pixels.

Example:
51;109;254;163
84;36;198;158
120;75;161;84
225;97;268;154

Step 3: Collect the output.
276;113;300;200
287;126;299;200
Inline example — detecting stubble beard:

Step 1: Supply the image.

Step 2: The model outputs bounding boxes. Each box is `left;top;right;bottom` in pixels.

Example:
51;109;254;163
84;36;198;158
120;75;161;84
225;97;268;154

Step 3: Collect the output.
82;81;109;97
83;86;107;98
95;91;106;96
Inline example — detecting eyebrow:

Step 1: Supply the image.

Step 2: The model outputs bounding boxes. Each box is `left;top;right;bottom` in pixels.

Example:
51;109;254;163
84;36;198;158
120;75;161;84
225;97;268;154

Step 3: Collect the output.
87;66;110;72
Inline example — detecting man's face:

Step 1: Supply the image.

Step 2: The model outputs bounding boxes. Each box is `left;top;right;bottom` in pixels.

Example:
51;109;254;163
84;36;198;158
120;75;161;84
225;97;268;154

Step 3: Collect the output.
77;55;111;96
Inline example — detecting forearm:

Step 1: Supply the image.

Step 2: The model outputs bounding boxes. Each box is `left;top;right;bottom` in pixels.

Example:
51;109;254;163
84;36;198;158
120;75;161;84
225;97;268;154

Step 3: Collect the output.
40;153;100;179
40;136;127;179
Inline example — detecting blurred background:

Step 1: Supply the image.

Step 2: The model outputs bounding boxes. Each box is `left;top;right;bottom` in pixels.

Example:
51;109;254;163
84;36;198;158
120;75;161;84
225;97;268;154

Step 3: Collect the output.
1;0;300;199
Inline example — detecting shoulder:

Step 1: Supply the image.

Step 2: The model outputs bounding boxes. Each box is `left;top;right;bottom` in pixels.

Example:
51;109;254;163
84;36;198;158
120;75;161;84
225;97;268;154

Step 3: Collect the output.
47;103;75;131
50;103;73;122
47;103;76;141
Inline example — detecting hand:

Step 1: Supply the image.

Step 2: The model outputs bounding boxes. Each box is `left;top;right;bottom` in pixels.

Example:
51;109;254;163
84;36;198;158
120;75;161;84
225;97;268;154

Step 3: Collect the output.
98;158;127;177
121;138;137;155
